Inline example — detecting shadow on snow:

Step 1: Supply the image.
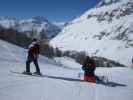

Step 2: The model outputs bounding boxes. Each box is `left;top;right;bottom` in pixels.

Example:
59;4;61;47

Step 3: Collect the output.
43;75;126;87
10;71;127;87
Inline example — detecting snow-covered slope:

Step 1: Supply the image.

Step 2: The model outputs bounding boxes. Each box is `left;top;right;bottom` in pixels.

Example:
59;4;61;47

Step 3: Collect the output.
0;39;133;100
0;16;64;39
50;0;133;66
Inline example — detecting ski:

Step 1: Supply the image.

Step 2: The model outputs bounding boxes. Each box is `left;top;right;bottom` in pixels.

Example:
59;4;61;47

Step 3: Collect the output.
10;70;44;77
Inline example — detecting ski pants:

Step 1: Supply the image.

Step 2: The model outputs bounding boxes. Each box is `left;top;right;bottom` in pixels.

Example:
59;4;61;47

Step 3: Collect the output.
26;59;40;73
84;74;96;83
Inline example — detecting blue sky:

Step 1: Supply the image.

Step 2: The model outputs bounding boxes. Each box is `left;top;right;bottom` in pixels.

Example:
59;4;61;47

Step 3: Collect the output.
0;0;100;22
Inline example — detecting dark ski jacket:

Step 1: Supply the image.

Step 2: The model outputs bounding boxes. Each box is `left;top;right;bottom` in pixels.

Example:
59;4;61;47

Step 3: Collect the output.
82;57;96;76
27;42;40;61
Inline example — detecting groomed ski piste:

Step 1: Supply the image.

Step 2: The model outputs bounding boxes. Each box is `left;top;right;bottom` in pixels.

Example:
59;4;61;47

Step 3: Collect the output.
0;39;133;100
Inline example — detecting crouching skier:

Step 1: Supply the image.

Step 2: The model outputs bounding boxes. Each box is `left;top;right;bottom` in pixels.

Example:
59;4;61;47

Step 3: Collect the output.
82;56;96;83
23;38;41;75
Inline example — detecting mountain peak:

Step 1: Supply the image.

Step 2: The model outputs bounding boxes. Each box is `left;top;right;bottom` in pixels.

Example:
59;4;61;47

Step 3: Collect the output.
0;16;17;21
32;16;49;24
97;0;120;7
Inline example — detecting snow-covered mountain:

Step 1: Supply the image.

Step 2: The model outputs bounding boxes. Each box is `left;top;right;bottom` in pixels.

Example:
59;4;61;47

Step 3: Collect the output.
0;39;133;100
0;16;64;39
50;0;133;66
0;17;19;29
53;22;66;29
97;0;120;7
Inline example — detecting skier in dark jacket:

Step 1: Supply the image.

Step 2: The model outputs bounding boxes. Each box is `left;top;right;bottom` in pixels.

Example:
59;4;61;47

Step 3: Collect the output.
23;38;41;75
82;56;96;82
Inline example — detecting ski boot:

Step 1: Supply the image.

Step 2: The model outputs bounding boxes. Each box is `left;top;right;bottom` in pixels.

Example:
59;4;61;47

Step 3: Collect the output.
33;71;42;75
22;71;32;75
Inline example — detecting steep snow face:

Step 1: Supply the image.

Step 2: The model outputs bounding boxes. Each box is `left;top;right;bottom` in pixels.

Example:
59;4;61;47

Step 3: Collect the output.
50;0;133;66
0;16;63;39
